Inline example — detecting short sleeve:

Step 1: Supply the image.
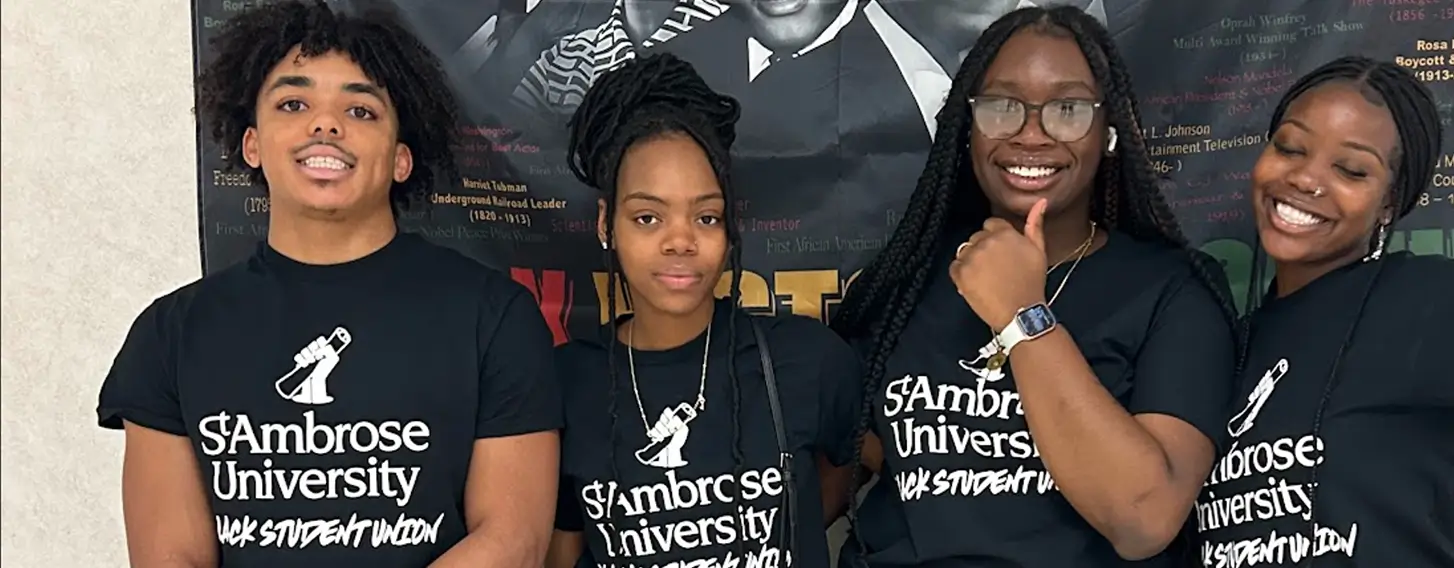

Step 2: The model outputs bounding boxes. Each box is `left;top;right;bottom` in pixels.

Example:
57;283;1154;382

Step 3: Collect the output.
1128;274;1238;452
816;333;866;467
476;286;565;438
96;299;186;436
554;475;584;532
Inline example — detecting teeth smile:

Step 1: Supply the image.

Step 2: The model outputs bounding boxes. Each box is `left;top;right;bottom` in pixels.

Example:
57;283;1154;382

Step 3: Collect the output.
1274;200;1326;226
1005;166;1060;178
301;156;350;170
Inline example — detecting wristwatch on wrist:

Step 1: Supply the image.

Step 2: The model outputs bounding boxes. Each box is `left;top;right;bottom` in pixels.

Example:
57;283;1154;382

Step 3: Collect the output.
985;303;1058;370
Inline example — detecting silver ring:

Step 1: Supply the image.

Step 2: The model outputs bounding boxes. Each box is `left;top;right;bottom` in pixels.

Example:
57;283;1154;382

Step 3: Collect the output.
956;242;972;257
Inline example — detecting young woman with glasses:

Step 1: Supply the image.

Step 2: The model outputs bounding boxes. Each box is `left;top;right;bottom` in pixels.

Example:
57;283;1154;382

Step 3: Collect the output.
831;6;1240;567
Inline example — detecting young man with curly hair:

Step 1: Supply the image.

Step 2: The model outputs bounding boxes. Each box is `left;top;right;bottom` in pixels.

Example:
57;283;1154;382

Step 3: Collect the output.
94;2;561;566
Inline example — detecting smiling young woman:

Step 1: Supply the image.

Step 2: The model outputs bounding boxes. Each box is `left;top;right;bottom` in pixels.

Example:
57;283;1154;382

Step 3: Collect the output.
829;5;1241;568
1195;56;1453;568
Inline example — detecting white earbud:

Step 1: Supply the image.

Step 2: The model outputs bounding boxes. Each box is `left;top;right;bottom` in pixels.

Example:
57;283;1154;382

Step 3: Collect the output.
1107;127;1118;153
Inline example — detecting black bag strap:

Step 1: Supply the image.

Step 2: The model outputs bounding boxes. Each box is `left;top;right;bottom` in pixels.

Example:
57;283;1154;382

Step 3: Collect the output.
749;316;796;562
750;317;788;461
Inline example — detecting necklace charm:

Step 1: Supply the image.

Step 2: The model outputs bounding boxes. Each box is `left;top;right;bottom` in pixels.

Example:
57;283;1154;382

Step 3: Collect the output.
986;351;1007;370
628;318;713;437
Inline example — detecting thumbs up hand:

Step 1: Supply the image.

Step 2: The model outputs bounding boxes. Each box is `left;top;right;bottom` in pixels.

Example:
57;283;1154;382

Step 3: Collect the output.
949;198;1050;332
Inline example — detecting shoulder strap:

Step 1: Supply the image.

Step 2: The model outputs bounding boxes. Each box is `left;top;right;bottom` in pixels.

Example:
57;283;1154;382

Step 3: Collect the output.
748;315;796;557
749;317;787;458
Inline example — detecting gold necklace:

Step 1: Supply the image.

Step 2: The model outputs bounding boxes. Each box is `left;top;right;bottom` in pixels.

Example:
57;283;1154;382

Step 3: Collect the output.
1045;221;1097;304
1046;221;1097;276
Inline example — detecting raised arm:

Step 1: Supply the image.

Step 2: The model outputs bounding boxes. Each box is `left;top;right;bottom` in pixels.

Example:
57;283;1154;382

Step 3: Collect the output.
1004;274;1234;560
951;212;1236;560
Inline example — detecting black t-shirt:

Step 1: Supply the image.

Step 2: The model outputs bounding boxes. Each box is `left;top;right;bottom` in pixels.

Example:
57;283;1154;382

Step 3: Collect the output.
96;232;563;567
1195;252;1454;568
844;230;1238;568
553;299;864;568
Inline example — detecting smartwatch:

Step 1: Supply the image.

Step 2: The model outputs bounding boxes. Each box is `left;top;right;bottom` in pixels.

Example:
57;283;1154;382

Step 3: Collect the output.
988;303;1058;368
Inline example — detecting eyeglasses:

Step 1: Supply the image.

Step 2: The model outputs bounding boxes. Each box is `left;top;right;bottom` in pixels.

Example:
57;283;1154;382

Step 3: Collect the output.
967;96;1103;142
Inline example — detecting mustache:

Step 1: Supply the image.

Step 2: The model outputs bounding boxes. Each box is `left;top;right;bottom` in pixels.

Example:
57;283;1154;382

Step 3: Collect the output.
291;141;357;163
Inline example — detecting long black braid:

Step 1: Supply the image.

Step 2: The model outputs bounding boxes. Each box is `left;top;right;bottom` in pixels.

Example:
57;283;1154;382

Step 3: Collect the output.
565;52;753;560
196;0;461;212
829;5;1242;550
1237;56;1442;566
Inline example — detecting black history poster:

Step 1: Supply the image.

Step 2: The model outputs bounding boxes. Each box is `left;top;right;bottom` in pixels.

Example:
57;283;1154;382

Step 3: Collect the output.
194;0;1454;345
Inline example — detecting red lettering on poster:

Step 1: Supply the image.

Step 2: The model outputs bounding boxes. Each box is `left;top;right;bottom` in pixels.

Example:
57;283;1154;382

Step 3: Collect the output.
510;267;574;346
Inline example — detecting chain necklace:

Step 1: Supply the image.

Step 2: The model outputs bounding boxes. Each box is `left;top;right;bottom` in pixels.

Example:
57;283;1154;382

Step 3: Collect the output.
1045;221;1097;277
627;319;711;433
1045;221;1097;305
985;221;1096;370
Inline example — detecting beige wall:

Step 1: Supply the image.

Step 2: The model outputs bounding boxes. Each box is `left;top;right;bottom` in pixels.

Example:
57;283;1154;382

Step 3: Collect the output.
1;0;200;565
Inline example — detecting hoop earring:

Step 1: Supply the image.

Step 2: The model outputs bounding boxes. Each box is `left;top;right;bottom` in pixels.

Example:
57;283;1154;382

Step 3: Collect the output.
1106;127;1118;153
1363;223;1389;262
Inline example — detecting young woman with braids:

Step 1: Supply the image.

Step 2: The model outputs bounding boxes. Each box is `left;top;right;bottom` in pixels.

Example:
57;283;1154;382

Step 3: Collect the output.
1195;57;1453;568
830;6;1240;567
544;52;864;568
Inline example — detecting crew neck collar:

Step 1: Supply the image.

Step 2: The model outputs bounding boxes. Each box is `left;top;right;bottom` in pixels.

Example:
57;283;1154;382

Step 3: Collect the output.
257;231;417;284
1260;253;1404;314
593;299;744;366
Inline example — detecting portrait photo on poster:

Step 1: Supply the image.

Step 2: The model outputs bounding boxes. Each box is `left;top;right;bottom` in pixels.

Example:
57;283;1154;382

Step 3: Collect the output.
192;0;1454;339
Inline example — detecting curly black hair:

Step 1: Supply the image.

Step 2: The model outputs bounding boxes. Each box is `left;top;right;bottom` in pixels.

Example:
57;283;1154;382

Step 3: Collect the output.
196;0;460;210
565;52;761;558
829;5;1241;548
1240;56;1442;565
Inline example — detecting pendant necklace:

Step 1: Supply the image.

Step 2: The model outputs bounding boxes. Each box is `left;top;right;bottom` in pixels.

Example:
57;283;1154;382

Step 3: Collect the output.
627;319;711;434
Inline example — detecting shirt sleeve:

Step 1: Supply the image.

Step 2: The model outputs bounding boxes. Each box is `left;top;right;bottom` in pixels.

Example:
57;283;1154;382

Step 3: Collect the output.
554;475;584;532
96;299;186;436
1128;273;1238;452
475;285;565;438
816;331;867;467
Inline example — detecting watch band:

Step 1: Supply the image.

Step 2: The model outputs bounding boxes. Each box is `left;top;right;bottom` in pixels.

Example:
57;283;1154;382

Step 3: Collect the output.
996;317;1029;352
995;303;1057;357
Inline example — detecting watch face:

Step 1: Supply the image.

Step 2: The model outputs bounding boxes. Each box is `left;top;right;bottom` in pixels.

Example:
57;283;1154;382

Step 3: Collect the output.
1016;305;1057;337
